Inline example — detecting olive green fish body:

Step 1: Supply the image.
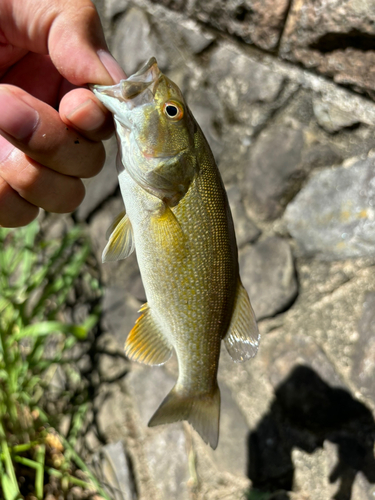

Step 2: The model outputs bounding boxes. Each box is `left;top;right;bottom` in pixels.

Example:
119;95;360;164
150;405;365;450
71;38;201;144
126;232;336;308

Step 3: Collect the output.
92;58;259;449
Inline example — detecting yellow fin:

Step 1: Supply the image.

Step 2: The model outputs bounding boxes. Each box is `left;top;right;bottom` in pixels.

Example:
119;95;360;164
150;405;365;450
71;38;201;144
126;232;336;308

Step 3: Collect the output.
102;212;135;263
125;304;172;366
148;384;220;449
224;279;259;362
152;204;186;254
105;210;126;240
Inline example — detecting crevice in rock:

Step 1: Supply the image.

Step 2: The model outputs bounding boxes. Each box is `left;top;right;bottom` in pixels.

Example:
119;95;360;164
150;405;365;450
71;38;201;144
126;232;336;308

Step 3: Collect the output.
309;30;375;53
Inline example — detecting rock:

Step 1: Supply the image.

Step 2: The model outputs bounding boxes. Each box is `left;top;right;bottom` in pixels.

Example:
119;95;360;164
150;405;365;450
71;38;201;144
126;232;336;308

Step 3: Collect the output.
96;386;128;436
284;155;375;259
209;46;285;109
188;0;291;51
206;46;294;184
127;366;190;500
210;383;250;476
98;352;128;382
104;0;129;20
178;19;215;54
243;123;305;220
101;286;142;348
249;347;375;498
265;333;347;392
75;137;119;221
150;0;186;11
312;96;361;133
111;7;169;75
292;447;334;500
128;365;175;426
239;236;298;320
144;427;190;500
280;0;375;96
187;87;225;163
351;292;375;400
92;441;135;500
226;185;260;247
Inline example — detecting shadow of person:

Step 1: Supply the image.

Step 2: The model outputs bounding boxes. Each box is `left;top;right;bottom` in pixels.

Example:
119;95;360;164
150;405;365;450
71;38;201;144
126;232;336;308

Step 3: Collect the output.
247;365;375;499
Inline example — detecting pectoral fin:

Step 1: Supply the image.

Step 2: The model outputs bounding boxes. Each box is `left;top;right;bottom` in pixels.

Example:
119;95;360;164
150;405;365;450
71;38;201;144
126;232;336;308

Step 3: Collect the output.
152;204;187;255
224;279;259;362
102;212;135;262
125;304;172;365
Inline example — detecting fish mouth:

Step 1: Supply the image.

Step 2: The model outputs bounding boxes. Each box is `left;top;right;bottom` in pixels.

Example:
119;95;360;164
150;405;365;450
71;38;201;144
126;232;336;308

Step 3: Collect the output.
91;57;162;111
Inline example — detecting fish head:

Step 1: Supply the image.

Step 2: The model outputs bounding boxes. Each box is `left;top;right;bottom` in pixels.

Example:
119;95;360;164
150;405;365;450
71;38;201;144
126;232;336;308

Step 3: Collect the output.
92;58;198;206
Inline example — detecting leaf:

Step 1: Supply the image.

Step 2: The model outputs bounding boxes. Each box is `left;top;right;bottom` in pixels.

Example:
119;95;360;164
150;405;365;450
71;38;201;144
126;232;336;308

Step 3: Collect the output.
14;321;87;341
1;472;20;500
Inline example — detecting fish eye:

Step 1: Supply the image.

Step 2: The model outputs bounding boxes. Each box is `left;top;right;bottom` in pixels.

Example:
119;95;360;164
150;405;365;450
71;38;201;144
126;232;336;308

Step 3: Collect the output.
163;101;184;120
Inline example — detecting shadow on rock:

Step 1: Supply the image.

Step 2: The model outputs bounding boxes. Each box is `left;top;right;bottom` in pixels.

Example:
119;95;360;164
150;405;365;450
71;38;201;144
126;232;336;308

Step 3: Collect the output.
247;365;375;500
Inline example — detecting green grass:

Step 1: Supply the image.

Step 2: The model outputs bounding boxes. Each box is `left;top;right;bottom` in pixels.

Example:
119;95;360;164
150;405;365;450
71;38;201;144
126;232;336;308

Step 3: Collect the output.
0;220;109;500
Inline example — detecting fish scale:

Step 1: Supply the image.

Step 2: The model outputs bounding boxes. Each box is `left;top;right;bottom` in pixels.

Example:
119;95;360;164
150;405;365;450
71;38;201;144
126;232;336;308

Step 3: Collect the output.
92;57;259;449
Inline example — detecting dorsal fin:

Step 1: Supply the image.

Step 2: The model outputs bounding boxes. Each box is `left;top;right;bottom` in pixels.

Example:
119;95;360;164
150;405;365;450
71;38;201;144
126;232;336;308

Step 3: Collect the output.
102;212;135;262
125;304;172;366
224;279;259;362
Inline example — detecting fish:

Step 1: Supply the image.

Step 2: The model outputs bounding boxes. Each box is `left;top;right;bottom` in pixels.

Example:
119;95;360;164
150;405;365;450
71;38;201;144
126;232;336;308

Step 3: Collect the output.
92;57;259;449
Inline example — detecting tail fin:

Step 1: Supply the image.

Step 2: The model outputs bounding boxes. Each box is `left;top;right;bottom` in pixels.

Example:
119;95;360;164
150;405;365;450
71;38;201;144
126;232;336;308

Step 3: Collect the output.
148;385;221;449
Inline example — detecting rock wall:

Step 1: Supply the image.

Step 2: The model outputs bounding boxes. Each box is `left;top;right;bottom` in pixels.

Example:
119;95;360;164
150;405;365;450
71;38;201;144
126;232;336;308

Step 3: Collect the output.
77;1;375;499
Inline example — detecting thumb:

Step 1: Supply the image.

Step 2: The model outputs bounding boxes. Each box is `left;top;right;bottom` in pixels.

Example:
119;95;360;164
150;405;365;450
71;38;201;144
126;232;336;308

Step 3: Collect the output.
48;1;126;85
0;0;125;85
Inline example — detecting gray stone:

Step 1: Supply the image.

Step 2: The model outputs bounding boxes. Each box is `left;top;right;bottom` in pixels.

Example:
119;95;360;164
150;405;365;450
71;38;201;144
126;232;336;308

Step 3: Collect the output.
96;386;128;436
244;123;305;220
351;292;375;400
209;46;285;109
211;383;250;476
98;352;128;382
284;155;375;259
189;0;291;51
280;0;375;96
264;333;347;392
104;0;129;20
177;19;215;54
312;96;362;133
144;427;190;500
92;441;134;500
187;87;225;163
239;236;298;320
101;285;142;348
76;137;119;221
127;366;190;500
226;185;260;247
111;7;169;76
128;365;175;426
292;446;335;500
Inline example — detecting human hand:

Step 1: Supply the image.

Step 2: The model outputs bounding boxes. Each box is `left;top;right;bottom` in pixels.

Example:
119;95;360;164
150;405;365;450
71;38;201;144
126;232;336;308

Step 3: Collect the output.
0;0;126;227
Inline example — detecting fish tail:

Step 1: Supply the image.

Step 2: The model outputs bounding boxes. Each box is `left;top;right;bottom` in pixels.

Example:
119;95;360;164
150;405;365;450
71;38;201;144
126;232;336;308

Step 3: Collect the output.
148;385;221;449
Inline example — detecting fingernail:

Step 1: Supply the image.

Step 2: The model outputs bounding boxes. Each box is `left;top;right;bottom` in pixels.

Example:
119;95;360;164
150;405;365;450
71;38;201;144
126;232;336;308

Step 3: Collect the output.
0;135;15;164
66;99;106;131
97;49;127;83
0;88;39;140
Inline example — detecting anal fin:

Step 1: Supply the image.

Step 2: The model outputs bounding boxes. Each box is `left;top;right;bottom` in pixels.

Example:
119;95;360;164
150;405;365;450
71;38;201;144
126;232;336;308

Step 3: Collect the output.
102;211;135;263
224;279;259;362
125;304;172;366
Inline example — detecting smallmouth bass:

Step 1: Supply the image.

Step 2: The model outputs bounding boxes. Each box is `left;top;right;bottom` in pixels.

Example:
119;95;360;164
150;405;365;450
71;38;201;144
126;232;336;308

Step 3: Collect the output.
92;58;259;449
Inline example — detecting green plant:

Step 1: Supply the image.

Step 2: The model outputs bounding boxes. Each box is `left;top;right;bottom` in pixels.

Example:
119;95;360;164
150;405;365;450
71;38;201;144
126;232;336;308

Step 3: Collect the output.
0;220;108;500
